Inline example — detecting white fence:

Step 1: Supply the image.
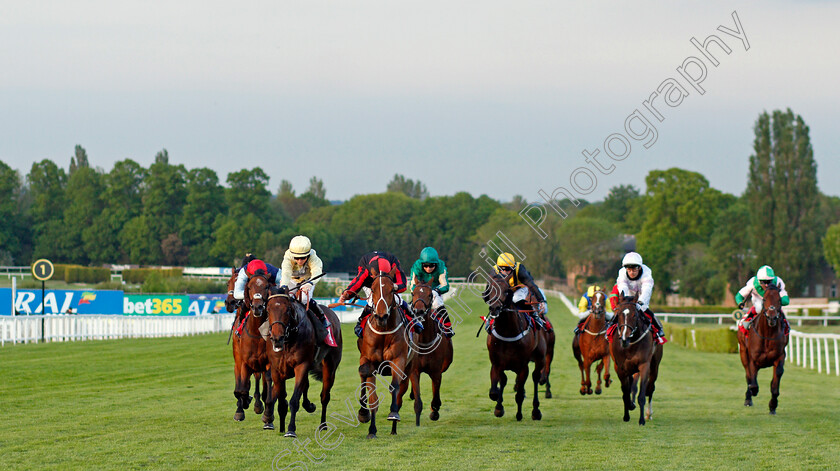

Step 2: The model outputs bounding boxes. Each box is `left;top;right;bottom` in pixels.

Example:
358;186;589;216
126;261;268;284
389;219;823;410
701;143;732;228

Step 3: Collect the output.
788;330;840;376
0;314;235;346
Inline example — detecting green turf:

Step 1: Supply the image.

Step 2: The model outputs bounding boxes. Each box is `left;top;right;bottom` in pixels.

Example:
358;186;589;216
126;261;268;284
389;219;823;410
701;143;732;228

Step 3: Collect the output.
1;293;838;470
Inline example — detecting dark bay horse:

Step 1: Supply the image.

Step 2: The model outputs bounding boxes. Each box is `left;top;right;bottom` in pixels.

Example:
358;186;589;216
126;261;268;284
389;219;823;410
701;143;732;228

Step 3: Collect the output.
610;294;663;425
226;267;265;421
262;290;343;437
357;265;420;438
737;284;788;414
572;289;612;395
483;273;548;421
397;280;453;424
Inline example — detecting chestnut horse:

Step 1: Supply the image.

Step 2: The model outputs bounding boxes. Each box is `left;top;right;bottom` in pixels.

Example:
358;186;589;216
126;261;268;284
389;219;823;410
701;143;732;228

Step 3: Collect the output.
737;284;788;414
262;289;343;436
357;265;420;438
397;280;454;425
225;267;265;421
572;289;612;395
610;293;663;425
483;272;548;421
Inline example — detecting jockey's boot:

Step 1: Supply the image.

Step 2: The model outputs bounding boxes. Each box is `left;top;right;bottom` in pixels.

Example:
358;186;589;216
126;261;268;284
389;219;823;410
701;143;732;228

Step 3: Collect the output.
540;313;554;333
355;305;372;338
309;301;338;347
401;299;424;332
647;311;668;345
434;306;454;338
604;315;618;339
574;318;586;334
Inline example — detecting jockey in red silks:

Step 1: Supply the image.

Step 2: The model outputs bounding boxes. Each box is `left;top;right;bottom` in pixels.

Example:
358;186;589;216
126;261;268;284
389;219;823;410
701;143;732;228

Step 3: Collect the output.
337;251;414;338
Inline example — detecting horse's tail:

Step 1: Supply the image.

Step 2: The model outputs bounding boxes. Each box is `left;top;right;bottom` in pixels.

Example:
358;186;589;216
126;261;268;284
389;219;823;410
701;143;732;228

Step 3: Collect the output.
309;361;324;382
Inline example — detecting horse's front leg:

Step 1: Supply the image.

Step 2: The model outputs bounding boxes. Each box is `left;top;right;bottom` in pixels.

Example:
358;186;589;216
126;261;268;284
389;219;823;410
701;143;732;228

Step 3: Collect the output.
285;363;310;438
530;366;542;420
514;367;528;421
429;370;443;421
619;373;633;422
769;356;785;415
252;372;264;415
603;353;612;388
410;368;423;427
489;365;506;417
595;359;604;395
358;362;373;424
301;374;316;414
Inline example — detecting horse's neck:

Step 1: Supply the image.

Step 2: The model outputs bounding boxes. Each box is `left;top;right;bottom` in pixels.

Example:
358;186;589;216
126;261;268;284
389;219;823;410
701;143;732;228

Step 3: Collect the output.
494;306;526;335
587;312;606;329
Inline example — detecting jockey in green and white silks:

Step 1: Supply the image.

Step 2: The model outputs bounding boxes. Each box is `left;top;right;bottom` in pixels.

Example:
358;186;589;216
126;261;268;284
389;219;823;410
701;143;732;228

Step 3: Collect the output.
735;265;790;330
408;247;454;337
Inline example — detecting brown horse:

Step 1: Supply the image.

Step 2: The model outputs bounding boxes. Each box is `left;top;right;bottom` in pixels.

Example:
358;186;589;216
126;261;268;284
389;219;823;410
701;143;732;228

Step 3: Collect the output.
610;293;663;425
356;265;420;438
262;289;343;436
397;280;454;424
483;272;548;421
737;284;788;414
225;267;265;421
572;289;612;395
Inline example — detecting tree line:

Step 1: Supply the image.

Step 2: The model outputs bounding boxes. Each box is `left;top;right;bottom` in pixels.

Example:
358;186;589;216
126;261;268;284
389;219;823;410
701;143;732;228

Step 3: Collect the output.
2;109;839;303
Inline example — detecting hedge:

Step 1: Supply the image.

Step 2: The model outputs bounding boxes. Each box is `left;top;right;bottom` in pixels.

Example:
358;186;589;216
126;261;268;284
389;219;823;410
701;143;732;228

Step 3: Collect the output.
663;323;739;353
652;305;733;314
123;268;184;284
53;264;110;284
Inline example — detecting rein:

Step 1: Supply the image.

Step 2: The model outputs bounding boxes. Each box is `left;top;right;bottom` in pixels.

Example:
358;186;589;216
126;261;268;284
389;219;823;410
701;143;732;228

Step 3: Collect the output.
267;293;300;343
582;312;608;336
489;307;531;342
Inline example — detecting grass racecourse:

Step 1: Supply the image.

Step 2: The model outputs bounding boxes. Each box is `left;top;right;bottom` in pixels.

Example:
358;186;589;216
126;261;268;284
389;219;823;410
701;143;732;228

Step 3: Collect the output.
1;292;839;471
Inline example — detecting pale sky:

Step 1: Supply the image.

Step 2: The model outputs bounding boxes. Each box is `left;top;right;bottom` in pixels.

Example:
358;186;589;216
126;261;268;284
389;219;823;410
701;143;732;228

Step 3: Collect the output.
1;1;838;202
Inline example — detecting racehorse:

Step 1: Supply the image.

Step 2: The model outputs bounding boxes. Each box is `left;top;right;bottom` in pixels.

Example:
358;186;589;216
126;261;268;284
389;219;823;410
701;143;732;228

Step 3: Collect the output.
482;272;548;421
572;288;612;395
356;265;420;438
397;280;453;425
225;267;265;421
609;293;663;425
737;283;788;414
262;289;344;436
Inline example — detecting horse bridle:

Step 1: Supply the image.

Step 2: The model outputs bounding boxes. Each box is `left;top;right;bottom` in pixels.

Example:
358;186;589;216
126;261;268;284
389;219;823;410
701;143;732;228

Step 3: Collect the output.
372;274;397;316
267;293;299;347
583;290;608;335
617;303;650;345
411;286;432;318
248;274;270;318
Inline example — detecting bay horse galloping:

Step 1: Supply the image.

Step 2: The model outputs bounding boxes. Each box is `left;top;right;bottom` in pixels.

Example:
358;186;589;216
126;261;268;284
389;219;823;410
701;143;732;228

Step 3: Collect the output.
357;265;420;438
226;267;265;421
483;272;548;421
263;289;344;437
610;293;663;425
572;288;612;395
737;284;788;414
397;280;453;425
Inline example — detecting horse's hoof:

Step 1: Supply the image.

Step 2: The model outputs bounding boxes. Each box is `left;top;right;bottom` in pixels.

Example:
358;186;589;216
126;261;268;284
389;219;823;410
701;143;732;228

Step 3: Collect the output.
532;409;542;421
318;422;328;431
234;411;245;421
263;423;275;430
545;390;552;399
261;414;273;424
489;389;499;402
579;389;586;396
387;412;400;422
516;412;523;421
744;400;753;407
284;431;297;438
595;388;602;395
606;379;612;387
253;403;264;415
303;402;317;414
430;410;440;421
391;430;397;435
769;410;776;415
358;410;371;424
366;433;376;439
623;415;630;422
628;403;636;411
639;420;646;426
586;388;593;395
494;406;504;418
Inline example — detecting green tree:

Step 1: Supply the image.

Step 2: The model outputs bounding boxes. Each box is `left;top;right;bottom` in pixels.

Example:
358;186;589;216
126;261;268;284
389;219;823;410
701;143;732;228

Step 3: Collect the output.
387;174;428;200
823;223;840;278
637;168;726;296
709;197;755;295
69;144;89;176
746;109;821;291
602;184;645;233
0;160;25;263
306;176;326;200
61;166;105;264
669;243;727;304
93;159;147;263
556;217;622;282
27;159;68;259
142;156;187;261
180;168;225;265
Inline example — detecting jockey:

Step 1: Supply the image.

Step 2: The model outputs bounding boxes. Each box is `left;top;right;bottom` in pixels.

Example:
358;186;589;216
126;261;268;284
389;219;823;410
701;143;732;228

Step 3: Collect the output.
279;235;338;347
408;247;454;338
233;258;280;301
492;252;551;332
336;250;415;338
607;252;667;345
735;265;790;331
573;285;614;334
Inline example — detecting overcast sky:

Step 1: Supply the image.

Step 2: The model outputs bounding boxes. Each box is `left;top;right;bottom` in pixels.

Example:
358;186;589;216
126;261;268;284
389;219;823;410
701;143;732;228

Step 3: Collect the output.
1;1;838;203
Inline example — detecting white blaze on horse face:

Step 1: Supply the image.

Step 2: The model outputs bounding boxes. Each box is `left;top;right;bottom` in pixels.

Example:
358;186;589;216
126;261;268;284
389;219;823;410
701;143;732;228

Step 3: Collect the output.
621;308;631;340
375;275;390;314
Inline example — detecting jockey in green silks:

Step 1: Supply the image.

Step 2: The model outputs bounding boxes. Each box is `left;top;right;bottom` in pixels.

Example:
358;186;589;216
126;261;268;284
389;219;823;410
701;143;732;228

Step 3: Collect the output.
408;247;454;337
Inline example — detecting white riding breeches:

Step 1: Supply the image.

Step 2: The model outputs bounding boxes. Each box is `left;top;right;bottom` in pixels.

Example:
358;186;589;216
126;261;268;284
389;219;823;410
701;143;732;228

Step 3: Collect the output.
432;290;444;310
512;287;529;304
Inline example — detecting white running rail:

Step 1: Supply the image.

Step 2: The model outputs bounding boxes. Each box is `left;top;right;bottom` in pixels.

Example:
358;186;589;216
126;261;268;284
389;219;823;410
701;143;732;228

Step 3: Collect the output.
787;329;840;376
